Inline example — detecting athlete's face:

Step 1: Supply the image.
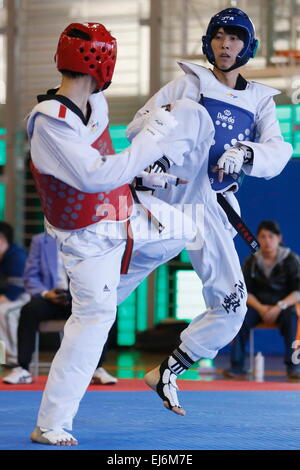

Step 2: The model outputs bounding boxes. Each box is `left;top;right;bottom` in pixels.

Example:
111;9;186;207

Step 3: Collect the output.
258;229;282;256
211;27;244;70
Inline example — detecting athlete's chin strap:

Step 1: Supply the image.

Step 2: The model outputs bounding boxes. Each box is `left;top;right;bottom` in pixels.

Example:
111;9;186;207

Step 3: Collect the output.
213;60;242;73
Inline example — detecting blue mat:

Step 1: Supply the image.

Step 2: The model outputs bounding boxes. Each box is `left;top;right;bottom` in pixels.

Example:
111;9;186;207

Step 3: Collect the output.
0;391;300;450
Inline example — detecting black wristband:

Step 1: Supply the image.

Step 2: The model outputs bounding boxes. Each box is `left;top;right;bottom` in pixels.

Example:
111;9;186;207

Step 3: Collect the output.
150;156;171;173
243;146;254;165
134;177;154;192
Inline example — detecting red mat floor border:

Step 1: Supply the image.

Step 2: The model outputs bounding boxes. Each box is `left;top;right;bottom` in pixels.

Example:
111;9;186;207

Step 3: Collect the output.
1;377;300;392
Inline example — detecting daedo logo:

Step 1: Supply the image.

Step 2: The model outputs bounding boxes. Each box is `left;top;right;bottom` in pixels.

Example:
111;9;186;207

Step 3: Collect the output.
217;109;235;125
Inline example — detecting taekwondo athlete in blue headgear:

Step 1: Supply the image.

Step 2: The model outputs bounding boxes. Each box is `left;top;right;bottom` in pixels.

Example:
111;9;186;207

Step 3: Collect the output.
121;8;293;416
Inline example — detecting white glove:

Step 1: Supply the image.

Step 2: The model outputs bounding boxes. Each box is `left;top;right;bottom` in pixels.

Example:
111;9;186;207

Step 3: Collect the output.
216;146;246;175
142;107;178;143
136;171;186;190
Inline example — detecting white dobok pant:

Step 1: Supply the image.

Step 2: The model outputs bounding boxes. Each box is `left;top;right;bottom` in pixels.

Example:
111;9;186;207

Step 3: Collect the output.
36;192;196;430
0;293;30;363
118;191;248;360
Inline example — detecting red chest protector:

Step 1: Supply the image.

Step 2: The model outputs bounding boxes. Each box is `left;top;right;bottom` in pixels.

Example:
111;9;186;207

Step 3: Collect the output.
31;126;133;230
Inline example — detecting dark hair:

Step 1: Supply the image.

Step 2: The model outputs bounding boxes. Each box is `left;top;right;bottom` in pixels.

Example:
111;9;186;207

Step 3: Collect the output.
257;220;281;236
67;28;90;41
59;28;91;79
0;222;14;245
211;26;247;43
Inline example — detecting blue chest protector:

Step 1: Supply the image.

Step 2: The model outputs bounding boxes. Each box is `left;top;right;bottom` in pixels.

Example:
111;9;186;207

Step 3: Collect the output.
200;96;255;192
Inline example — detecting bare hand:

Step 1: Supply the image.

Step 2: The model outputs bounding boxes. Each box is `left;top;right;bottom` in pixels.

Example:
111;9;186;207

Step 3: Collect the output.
176;178;188;185
218;168;224;183
257;304;271;319
44;289;69;306
212;166;225;183
0;295;9;304
262;305;281;325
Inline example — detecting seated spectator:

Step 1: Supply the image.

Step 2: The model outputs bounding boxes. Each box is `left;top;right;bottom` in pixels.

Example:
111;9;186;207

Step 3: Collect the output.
0;222;29;364
224;220;300;382
3;232;117;385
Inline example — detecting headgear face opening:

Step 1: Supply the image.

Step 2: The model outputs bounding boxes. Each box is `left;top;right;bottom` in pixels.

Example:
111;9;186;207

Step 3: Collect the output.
55;22;117;91
202;8;258;72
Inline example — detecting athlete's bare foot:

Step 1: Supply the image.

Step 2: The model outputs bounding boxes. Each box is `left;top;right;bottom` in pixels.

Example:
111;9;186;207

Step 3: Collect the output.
145;365;186;416
30;427;78;446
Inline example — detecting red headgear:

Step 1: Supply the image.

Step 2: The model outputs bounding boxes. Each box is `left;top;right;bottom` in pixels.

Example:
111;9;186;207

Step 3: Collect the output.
55;22;117;91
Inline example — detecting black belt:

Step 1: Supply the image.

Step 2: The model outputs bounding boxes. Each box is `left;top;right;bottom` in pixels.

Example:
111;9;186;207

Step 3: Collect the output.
130;184;164;233
217;193;260;253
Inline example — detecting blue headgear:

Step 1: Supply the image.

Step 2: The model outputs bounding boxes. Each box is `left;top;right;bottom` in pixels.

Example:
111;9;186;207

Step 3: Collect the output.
202;8;259;72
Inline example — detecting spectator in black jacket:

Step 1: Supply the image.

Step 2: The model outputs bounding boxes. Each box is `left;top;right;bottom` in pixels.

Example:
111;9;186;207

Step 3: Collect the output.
0;222;29;364
224;220;300;381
